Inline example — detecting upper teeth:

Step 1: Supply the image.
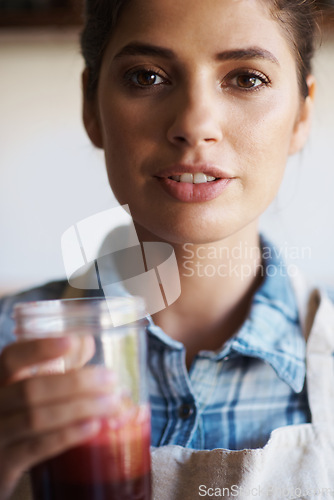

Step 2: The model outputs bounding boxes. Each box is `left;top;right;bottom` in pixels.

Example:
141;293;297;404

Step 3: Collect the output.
170;173;217;184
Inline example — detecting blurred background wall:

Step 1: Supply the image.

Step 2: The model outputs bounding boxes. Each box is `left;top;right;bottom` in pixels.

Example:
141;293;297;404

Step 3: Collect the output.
0;25;333;295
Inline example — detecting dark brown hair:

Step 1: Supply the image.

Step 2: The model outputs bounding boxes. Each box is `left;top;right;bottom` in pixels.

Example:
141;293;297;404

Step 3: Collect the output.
81;0;130;99
81;0;318;99
263;0;319;98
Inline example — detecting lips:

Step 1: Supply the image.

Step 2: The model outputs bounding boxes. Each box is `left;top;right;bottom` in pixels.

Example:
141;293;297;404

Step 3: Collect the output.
169;173;217;183
155;164;234;203
157;164;232;180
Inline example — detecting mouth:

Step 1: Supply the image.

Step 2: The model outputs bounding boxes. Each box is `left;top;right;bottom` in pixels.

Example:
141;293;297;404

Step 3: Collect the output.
157;163;232;182
155;165;234;203
167;173;218;184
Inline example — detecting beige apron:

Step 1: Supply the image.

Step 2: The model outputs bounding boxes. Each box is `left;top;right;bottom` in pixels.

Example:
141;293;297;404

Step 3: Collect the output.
10;281;334;500
151;284;334;499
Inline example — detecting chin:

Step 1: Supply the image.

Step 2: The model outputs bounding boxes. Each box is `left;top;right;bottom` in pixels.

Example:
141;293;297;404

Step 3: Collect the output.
134;216;238;246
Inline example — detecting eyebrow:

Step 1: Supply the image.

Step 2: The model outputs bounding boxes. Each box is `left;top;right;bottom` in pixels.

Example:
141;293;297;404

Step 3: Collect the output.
114;43;174;60
113;42;280;66
217;47;279;66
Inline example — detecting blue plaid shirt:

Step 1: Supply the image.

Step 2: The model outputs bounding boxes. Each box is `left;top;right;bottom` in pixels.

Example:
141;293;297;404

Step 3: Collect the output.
0;236;310;450
147;238;310;450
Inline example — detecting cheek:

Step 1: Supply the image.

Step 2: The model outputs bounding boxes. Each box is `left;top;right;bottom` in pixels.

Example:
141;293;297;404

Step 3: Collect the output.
100;97;159;178
100;100;140;154
230;93;298;175
226;92;299;212
100;92;162;142
99;101;144;183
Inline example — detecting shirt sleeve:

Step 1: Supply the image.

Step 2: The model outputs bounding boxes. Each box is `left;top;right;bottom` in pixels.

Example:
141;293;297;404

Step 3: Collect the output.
0;294;17;352
0;281;69;354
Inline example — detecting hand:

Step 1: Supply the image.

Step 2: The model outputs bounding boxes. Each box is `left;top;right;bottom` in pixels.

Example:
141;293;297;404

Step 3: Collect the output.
0;336;120;500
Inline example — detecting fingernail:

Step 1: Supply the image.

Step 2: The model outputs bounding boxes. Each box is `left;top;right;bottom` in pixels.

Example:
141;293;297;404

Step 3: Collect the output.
107;417;122;430
54;336;72;349
97;394;118;410
95;368;116;385
107;406;135;429
79;419;101;436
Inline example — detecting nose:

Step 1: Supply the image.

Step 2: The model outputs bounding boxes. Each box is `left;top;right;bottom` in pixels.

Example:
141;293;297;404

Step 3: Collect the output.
167;87;223;148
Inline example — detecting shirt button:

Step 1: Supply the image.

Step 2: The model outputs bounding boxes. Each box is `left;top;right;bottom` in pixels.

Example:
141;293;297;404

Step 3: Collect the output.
178;403;194;419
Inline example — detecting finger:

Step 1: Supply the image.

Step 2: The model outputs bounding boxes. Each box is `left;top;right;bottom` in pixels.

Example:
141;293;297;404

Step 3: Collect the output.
14;336;96;381
0;391;123;446
0;419;101;500
0;366;116;415
0;337;72;384
62;334;96;370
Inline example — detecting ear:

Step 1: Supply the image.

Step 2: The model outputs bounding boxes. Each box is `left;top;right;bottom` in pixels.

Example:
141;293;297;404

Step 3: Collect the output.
82;69;104;149
288;75;316;156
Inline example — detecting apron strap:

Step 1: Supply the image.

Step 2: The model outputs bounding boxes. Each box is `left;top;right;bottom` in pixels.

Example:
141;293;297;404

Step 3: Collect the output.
289;267;313;342
305;291;334;424
290;270;334;424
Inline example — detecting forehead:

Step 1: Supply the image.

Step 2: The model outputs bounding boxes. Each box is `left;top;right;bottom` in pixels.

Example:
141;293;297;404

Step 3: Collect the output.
107;0;292;63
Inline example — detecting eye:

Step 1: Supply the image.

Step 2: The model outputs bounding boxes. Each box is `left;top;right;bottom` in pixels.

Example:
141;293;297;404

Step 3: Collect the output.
126;69;167;87
224;70;270;92
235;74;263;89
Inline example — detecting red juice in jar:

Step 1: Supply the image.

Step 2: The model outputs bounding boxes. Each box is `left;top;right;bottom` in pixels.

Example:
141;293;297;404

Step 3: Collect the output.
31;405;151;500
14;297;150;500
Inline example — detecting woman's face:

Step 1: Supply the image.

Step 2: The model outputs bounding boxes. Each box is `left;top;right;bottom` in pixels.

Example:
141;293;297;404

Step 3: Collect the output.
84;0;314;245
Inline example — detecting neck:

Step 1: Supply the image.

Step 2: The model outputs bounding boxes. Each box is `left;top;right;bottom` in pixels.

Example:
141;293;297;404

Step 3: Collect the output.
135;221;264;365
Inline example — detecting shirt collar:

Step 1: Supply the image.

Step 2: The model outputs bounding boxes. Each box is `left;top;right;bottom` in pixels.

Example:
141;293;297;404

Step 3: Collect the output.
81;231;306;393
217;235;306;393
